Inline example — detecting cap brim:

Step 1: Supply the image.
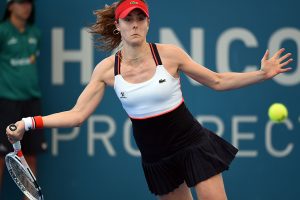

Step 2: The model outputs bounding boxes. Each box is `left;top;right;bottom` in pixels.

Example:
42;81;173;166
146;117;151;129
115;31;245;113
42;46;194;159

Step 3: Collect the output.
119;6;149;19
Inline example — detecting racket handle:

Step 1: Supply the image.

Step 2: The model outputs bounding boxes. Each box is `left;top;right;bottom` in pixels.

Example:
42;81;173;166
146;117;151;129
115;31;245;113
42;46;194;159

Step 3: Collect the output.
8;124;21;151
13;141;21;151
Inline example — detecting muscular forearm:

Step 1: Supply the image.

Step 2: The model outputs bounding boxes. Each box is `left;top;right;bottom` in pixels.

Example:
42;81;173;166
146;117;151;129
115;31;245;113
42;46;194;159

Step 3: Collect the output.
42;109;84;128
41;80;106;128
9;109;85;142
215;70;267;91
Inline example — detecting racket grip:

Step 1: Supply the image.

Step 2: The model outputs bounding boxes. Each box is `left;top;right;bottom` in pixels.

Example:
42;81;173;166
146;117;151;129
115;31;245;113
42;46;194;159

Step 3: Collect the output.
8;124;21;151
13;141;21;151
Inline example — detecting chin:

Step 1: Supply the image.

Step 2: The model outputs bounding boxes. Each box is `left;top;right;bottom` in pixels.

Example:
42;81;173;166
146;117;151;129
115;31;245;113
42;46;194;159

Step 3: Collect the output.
129;39;144;47
134;36;147;42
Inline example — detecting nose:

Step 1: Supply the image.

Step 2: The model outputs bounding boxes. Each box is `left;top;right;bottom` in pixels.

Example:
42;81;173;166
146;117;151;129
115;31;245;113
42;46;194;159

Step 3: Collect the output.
132;20;139;29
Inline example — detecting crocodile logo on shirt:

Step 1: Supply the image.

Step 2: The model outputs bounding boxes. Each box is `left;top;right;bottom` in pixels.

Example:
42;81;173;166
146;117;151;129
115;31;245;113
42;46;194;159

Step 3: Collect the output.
159;79;166;83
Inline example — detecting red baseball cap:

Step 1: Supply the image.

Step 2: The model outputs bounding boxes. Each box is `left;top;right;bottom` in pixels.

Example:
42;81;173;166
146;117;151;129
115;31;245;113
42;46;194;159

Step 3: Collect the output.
115;0;149;20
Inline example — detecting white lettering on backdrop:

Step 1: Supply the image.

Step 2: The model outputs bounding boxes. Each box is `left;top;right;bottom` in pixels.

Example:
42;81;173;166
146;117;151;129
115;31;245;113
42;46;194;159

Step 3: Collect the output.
50;27;299;158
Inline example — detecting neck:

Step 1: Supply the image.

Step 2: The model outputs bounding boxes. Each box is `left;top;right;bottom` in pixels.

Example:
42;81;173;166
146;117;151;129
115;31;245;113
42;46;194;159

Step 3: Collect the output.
121;42;149;62
10;15;27;32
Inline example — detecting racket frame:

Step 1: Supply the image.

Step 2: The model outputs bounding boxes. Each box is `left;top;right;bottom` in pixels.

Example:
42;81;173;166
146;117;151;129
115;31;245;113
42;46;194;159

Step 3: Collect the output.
5;138;44;200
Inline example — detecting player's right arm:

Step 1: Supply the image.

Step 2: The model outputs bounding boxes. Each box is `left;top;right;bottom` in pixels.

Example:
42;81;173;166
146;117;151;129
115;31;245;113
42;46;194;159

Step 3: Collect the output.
43;74;105;128
6;56;115;141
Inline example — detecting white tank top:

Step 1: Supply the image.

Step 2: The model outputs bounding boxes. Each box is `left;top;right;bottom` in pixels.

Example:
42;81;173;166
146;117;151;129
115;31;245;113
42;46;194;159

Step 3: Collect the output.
113;43;184;119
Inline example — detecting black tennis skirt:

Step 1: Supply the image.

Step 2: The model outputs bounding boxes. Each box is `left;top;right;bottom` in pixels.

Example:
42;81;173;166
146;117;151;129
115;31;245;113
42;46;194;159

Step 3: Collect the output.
131;102;238;195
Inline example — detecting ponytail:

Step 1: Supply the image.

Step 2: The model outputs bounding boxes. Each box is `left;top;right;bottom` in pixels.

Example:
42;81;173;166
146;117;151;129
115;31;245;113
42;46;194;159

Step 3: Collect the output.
89;2;121;52
89;0;148;52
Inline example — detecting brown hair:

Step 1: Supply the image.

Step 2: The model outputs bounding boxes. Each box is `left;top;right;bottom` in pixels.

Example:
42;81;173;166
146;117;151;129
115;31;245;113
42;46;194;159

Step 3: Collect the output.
89;0;147;52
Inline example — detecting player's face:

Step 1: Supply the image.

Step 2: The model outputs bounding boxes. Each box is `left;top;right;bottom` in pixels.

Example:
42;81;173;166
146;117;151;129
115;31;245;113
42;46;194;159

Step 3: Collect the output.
117;9;150;46
9;1;32;22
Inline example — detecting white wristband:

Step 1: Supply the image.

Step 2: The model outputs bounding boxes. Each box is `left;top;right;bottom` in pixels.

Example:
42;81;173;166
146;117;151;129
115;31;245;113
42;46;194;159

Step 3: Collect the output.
22;117;35;131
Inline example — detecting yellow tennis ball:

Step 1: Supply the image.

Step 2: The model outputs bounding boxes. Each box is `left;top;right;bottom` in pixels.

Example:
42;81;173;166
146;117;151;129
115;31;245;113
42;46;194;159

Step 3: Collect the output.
268;103;288;122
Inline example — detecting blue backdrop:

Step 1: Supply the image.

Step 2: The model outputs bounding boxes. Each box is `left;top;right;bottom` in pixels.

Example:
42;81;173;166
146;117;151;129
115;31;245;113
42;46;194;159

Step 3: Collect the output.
1;0;299;199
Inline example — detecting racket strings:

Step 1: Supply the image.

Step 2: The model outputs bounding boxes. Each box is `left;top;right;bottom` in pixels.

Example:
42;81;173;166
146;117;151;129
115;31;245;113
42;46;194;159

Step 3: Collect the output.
8;158;40;199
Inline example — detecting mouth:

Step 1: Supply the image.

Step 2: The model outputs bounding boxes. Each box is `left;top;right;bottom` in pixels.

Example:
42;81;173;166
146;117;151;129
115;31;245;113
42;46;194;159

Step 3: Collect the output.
131;34;141;39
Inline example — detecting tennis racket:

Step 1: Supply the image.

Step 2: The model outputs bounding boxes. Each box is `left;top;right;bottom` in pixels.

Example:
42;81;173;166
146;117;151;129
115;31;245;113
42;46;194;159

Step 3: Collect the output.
5;124;44;200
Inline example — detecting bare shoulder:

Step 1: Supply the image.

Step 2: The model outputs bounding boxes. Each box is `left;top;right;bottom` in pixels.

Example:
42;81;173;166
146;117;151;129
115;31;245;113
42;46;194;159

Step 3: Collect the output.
92;55;115;86
94;55;114;73
154;43;190;71
155;43;189;62
155;43;184;55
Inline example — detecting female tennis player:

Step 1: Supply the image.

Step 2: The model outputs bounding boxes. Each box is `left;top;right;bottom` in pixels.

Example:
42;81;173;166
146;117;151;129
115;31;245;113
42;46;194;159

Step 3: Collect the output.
6;0;293;199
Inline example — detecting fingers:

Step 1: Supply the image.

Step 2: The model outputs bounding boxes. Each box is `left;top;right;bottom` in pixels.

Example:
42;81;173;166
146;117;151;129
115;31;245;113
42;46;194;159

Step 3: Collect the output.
6;126;15;141
261;49;270;61
279;53;292;63
280;58;293;68
6;123;21;143
7;137;15;144
279;67;292;73
273;48;286;59
6;125;14;135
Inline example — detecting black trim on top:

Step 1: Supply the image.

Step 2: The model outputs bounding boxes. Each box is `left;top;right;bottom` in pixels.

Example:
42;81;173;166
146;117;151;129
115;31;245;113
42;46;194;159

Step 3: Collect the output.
114;43;163;76
114;51;121;76
150;43;162;65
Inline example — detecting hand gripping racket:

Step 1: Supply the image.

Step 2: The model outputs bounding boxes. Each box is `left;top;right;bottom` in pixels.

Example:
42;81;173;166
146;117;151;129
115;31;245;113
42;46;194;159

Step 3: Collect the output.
5;124;44;200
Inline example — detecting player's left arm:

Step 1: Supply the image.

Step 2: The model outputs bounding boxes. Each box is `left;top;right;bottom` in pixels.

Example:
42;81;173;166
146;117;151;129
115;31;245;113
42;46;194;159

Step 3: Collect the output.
176;47;293;91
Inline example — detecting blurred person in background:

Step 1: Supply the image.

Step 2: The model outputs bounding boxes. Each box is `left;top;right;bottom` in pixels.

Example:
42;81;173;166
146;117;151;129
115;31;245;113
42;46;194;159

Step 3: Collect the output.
0;0;47;198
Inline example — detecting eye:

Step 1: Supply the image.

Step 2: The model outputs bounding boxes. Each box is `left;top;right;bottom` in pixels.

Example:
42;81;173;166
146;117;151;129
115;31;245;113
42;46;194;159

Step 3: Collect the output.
124;17;131;22
123;15;133;22
138;15;147;21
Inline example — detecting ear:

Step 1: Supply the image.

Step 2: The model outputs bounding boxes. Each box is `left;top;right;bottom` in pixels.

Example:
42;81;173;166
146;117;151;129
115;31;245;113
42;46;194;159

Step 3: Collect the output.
147;18;150;30
114;20;120;31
